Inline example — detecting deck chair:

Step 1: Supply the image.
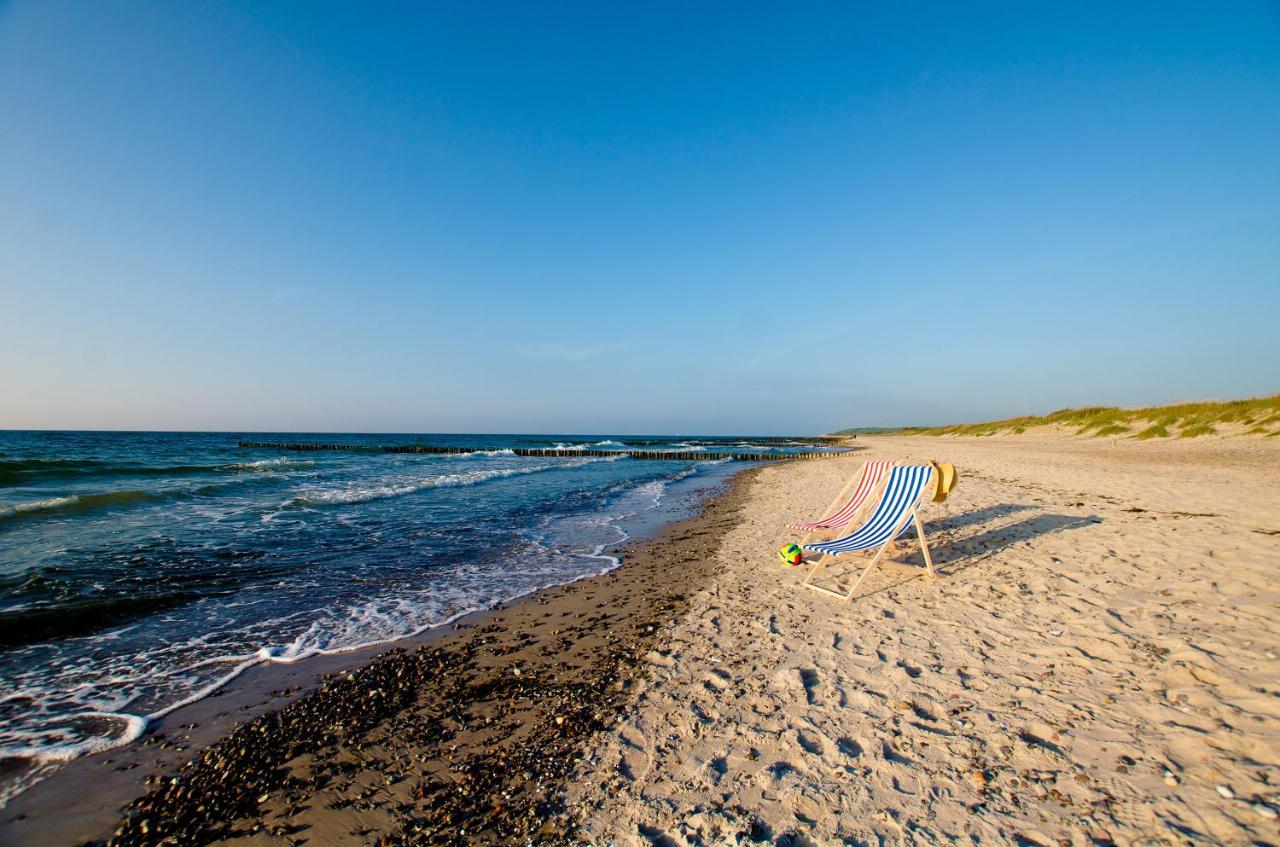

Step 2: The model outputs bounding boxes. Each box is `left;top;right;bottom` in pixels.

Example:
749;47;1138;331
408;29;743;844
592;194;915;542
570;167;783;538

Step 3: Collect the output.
801;464;937;601
789;459;896;546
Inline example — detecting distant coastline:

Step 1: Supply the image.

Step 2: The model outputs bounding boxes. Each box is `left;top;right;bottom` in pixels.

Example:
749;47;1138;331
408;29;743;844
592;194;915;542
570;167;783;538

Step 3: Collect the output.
835;392;1280;439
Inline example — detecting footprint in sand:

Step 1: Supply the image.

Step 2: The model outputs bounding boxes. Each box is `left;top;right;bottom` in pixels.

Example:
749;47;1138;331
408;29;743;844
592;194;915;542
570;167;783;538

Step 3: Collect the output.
896;659;923;679
766;761;795;781
701;667;732;692
636;823;681;847
1017;726;1066;759
798;669;820;705
796;730;824;756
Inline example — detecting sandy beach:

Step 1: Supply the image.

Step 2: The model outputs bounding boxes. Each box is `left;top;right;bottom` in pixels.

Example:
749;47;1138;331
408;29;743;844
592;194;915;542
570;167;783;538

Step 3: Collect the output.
568;433;1280;845
4;432;1277;846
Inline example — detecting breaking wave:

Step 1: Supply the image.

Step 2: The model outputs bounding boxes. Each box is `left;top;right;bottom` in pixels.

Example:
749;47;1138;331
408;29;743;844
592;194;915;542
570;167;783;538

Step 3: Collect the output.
0;490;164;522
283;460;612;508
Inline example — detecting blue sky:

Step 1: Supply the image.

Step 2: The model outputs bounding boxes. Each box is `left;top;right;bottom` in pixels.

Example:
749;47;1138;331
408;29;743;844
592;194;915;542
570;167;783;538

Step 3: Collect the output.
2;2;1278;433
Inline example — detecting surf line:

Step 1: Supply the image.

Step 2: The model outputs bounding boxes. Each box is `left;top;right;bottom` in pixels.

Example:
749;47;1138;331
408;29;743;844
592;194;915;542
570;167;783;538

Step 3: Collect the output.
236;442;854;461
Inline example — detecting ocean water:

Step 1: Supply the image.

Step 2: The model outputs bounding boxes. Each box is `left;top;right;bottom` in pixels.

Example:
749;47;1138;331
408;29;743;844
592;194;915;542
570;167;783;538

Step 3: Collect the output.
0;431;835;802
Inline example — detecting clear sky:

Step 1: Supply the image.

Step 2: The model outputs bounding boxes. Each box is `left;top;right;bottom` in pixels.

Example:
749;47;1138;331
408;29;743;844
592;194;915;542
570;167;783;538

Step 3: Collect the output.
2;2;1278;434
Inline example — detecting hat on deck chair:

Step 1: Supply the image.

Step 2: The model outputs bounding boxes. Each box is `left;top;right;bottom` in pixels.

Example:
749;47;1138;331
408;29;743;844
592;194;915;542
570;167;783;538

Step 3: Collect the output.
928;460;958;502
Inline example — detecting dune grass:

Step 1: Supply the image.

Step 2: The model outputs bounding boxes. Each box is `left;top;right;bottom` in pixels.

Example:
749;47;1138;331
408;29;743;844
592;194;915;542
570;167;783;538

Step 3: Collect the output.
893;394;1280;440
1135;422;1171;440
1178;423;1217;438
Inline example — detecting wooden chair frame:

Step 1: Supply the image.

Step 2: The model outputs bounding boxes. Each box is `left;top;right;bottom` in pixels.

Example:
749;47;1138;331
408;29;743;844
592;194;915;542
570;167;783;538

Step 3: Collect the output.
801;499;937;602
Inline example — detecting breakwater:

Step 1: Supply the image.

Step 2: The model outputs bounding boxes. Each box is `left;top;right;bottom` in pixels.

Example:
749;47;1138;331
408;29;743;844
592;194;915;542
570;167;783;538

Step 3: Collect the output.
237;442;850;462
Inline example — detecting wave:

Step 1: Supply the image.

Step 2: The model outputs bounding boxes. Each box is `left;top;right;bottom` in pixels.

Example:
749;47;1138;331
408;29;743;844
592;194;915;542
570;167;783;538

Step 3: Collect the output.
0;475;284;525
0;490;166;522
227;458;315;470
0;453;628;523
0;457;314;486
0;458;108;472
284;462;567;508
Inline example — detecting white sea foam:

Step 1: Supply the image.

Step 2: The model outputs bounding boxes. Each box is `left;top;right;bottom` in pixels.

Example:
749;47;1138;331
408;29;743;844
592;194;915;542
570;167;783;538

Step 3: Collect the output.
0;495;80;519
0;711;149;769
284;456;623;508
284;463;557;507
231;458;315;470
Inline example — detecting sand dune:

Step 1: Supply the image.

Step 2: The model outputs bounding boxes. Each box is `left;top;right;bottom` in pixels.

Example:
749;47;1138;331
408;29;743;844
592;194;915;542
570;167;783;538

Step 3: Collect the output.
569;434;1280;845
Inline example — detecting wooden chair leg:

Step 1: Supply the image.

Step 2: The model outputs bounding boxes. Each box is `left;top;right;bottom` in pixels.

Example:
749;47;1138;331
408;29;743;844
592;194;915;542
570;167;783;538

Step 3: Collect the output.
842;542;890;601
802;552;830;587
914;512;936;579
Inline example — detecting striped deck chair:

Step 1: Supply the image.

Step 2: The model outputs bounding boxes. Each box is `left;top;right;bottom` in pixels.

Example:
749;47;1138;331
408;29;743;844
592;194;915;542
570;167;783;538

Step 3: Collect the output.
801;464;937;601
789;459;896;546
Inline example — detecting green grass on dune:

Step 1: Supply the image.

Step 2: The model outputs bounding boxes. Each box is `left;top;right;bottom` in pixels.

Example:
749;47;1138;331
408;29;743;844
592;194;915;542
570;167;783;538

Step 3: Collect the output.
893;394;1280;440
1178;423;1217;438
1134;422;1170;440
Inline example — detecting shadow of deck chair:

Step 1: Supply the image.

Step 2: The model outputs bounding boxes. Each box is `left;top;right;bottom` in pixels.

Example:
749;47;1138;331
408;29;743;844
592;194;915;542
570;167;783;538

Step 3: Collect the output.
788;459;896;547
801;464;937;601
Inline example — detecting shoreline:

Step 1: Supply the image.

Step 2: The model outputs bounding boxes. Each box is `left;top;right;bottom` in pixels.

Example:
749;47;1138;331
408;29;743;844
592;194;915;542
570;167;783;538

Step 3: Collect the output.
0;461;777;846
9;430;1276;845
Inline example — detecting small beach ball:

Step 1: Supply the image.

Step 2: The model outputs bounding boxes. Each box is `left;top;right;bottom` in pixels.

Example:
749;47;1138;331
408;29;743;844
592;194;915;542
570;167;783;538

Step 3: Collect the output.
778;543;803;566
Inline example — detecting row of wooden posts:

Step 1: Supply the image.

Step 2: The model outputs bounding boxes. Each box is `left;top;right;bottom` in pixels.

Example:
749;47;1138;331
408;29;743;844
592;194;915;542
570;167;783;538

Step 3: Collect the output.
237;441;851;462
588;436;844;446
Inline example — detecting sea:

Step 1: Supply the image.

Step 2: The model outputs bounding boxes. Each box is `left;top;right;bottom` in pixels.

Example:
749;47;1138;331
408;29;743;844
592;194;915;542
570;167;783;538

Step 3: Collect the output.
0;430;836;803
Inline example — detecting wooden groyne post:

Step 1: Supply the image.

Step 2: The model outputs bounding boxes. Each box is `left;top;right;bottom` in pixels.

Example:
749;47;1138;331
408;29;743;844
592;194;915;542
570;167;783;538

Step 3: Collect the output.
236;441;854;462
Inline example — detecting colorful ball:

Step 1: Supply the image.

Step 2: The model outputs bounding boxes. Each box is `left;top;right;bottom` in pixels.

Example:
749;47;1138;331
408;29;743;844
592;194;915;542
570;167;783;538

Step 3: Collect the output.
778;543;803;566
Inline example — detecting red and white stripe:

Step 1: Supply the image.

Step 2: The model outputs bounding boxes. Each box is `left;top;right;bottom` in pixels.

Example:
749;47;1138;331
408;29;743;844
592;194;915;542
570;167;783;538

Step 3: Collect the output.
789;459;896;531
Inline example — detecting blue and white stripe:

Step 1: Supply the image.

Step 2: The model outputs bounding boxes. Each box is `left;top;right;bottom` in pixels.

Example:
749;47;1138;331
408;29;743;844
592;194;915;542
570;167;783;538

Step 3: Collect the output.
804;465;934;555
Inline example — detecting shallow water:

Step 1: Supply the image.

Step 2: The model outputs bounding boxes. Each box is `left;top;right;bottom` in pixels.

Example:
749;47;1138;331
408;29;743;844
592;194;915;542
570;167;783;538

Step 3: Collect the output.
0;431;831;803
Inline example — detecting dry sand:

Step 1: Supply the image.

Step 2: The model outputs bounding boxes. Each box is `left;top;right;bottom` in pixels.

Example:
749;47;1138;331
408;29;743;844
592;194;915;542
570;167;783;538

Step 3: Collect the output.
568;434;1280;846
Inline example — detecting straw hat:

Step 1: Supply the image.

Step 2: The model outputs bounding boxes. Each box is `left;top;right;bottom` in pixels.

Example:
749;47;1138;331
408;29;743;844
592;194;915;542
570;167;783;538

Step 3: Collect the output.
929;460;958;502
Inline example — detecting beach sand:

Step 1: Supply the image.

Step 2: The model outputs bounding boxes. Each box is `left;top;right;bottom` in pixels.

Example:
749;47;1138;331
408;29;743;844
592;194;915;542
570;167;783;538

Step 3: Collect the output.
6;433;1278;846
568;434;1280;846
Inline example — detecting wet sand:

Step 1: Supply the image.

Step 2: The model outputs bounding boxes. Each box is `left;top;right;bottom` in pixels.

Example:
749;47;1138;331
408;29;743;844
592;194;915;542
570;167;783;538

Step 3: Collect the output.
1;462;775;846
